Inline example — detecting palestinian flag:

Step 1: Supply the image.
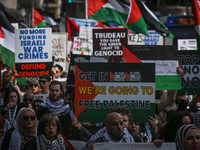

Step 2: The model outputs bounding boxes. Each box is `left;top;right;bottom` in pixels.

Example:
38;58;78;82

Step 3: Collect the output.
33;8;58;28
135;0;174;38
122;45;181;90
0;12;15;68
192;0;200;50
86;0;148;36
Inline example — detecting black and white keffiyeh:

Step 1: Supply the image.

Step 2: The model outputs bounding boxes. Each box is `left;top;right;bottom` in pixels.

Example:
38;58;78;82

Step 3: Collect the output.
40;99;69;114
83;127;134;150
193;111;200;130
8;128;21;150
36;134;66;150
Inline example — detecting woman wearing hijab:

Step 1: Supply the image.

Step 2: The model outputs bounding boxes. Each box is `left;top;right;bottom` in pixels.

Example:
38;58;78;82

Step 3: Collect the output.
23;113;69;150
175;124;200;150
1;108;37;150
0;86;21;127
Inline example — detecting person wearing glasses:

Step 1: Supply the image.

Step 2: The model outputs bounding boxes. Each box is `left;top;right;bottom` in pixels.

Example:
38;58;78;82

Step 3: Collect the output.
32;99;43;113
23;92;34;106
50;64;63;81
23;113;69;150
1;108;37;150
38;74;51;94
27;80;40;95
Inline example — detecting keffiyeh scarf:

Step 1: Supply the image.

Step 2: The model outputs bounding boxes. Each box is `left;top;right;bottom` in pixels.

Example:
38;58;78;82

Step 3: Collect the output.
36;134;66;150
193;111;200;130
40;99;69;114
8;128;21;150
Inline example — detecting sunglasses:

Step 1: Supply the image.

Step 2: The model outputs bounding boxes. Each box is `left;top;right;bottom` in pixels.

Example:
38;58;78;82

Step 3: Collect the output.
24;99;34;102
23;115;36;121
39;80;47;84
29;84;38;87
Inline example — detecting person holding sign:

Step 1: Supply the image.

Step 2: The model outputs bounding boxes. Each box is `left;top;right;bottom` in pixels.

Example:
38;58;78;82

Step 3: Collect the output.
36;81;69;120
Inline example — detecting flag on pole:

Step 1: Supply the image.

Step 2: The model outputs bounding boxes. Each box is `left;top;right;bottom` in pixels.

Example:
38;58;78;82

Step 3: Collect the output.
33;8;58;28
192;0;200;50
135;0;174;38
86;0;148;36
0;12;15;68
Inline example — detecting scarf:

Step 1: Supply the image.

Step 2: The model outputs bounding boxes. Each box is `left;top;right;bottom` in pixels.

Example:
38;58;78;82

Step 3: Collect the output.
193;111;200;130
8;128;21;150
175;124;199;150
36;134;66;150
40;99;69;114
83;127;134;150
17;108;37;137
103;129;134;143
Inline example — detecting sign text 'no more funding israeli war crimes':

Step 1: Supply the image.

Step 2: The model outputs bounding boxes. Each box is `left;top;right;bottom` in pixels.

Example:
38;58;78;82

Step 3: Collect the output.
17;29;49;60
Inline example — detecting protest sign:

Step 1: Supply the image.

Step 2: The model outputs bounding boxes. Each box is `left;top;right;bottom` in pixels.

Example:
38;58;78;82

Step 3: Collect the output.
178;50;200;95
67;54;108;86
128;30;163;45
122;45;181;90
15;28;52;63
79;26;102;39
94;143;175;150
73;37;93;55
52;33;68;71
68;140;85;150
15;28;53;80
75;63;155;123
178;39;197;50
93;28;127;62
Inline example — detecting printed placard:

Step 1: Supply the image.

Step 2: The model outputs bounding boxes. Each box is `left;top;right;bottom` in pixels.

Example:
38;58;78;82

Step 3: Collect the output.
122;45;181;90
73;37;93;55
75;63;155;123
52;33;68;71
93;28;127;62
178;50;200;95
15;28;52;63
178;39;197;50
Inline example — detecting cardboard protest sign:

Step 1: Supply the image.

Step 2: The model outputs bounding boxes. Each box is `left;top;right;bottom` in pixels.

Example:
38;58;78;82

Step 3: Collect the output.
15;28;53;80
122;45;181;90
73;37;93;55
128;30;163;45
75;63;155;123
178;39;197;50
52;33;68;71
178;51;200;95
93;28;127;62
67;54;109;86
94;143;176;150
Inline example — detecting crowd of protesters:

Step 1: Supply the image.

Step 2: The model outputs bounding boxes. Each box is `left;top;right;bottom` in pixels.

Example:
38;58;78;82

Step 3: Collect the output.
0;61;200;150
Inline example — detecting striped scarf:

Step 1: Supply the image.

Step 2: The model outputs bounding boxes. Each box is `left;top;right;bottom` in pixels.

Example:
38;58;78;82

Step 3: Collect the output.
175;124;199;150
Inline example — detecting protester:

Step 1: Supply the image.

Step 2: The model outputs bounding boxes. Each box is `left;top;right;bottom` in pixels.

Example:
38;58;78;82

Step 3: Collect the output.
23;92;34;105
1;108;37;150
23;113;69;150
27;80;40;95
38;74;51;94
36;81;69;120
175;124;200;150
0;86;21;127
50;64;63;80
32;99;43;113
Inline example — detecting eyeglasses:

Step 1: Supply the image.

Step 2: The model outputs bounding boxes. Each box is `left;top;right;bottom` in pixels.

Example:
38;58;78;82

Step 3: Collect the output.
23;115;36;121
29;84;38;87
45;123;57;127
24;99;34;102
33;105;40;108
39;80;47;84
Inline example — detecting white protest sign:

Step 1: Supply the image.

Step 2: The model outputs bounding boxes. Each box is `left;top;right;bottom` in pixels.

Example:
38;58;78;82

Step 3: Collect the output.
11;23;19;29
79;26;102;39
178;39;197;50
73;37;93;55
68;41;72;55
68;140;85;150
52;33;68;71
128;30;163;45
15;28;52;63
34;94;49;102
94;143;176;150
